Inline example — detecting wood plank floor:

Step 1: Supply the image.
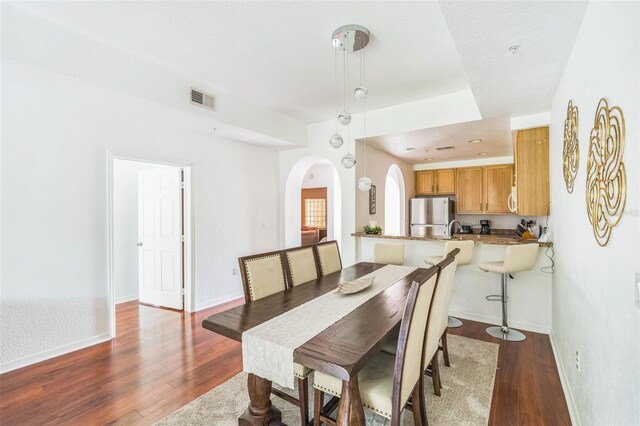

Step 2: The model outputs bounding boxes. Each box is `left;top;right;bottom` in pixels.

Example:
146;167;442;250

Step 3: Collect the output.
0;300;570;425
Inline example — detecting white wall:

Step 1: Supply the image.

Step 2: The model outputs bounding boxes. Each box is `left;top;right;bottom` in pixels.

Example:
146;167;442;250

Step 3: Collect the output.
549;3;640;424
0;59;280;372
355;142;415;235
113;161;177;303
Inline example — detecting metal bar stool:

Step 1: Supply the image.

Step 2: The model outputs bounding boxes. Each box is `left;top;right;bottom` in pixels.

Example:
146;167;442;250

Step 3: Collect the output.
425;240;475;328
478;243;539;341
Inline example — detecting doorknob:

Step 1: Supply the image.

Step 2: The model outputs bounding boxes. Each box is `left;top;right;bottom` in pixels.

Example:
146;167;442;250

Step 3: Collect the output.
137;242;143;247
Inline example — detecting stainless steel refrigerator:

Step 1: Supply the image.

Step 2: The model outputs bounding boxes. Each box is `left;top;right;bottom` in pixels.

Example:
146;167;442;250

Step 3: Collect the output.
409;197;454;237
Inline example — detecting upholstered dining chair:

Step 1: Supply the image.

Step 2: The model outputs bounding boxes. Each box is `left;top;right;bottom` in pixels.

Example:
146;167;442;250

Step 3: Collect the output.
312;268;439;426
313;240;342;276
284;245;319;287
382;249;460;397
238;250;311;425
373;243;405;265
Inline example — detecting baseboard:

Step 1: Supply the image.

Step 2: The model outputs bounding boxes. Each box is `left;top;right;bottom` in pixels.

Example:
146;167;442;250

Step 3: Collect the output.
195;292;244;312
0;332;112;374
115;294;138;304
449;310;551;335
549;331;580;426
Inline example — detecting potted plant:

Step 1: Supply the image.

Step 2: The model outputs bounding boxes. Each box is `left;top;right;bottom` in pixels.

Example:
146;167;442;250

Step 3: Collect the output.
363;224;383;235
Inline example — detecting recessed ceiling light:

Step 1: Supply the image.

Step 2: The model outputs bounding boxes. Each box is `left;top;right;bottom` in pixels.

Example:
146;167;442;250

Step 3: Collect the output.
405;147;417;151
508;44;521;54
478;152;488;156
468;139;482;144
424;158;434;161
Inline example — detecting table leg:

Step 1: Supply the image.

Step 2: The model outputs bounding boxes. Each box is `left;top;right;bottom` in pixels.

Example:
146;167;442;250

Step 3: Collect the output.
336;376;365;426
238;373;282;426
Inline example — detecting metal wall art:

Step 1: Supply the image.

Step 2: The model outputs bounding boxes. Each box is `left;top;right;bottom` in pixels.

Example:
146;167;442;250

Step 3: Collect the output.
563;100;579;193
369;185;376;214
586;98;627;246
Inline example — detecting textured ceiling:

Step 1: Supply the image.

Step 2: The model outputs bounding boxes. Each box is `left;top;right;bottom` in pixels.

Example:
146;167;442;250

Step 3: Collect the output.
440;0;588;118
12;1;470;123
365;117;513;164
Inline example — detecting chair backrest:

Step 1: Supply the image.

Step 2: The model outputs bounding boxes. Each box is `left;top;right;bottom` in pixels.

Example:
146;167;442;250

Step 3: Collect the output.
390;267;439;422
442;240;475;265
423;249;460;362
373;243;405;265
313;240;342;276
283;245;319;287
238;250;287;303
503;243;539;273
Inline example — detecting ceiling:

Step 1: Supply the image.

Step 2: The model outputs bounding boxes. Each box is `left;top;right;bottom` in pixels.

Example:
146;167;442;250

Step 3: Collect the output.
365;117;513;164
11;1;470;123
9;1;588;159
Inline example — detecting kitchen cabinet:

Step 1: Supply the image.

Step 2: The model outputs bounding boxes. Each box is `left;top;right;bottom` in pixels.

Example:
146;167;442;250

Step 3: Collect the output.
456;165;513;214
415;168;456;195
514;126;550;216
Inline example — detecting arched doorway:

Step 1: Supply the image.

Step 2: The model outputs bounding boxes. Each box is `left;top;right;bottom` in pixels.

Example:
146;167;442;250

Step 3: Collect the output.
384;164;405;235
284;157;342;248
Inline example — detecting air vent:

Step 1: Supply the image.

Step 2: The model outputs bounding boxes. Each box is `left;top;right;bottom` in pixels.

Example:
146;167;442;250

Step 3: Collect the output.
435;145;456;151
190;87;215;111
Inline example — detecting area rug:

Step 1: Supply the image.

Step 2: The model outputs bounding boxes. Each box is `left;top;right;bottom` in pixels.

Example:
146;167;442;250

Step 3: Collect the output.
156;335;498;425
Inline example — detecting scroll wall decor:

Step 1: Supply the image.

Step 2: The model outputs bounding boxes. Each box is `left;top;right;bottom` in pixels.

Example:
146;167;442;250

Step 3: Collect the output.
585;98;627;247
563;100;579;193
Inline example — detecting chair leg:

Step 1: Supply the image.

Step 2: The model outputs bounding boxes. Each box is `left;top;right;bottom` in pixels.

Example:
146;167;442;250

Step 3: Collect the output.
298;377;309;425
410;381;426;426
441;332;451;367
431;353;442;396
313;388;324;426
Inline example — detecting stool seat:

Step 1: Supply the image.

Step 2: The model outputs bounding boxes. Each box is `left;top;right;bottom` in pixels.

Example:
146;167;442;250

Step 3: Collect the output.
477;261;508;274
424;255;444;266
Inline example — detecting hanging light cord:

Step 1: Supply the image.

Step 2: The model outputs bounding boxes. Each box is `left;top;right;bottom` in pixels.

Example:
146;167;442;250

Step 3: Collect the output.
362;48;367;176
334;47;338;133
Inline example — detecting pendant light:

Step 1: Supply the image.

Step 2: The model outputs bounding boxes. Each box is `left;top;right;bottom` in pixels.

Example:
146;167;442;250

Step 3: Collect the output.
329;25;370;170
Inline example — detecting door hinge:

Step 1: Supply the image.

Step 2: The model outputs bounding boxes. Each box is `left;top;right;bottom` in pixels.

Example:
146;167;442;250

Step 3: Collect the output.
181;235;185;242
180;182;185;189
181;288;185;296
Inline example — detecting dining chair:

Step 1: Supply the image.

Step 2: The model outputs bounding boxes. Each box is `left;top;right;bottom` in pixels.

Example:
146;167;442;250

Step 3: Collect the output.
238;249;311;424
312;267;439;426
284;245;319;287
373;243;405;265
381;249;460;396
313;240;342;276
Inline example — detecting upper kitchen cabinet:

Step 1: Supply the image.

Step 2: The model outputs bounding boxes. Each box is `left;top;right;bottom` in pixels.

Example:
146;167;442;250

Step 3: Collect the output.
457;164;513;214
456;167;484;213
415;168;456;195
514;127;550;216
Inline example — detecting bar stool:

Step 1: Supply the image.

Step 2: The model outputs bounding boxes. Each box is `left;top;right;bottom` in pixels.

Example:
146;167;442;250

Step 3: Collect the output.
425;240;475;328
373;243;405;265
478;243;540;342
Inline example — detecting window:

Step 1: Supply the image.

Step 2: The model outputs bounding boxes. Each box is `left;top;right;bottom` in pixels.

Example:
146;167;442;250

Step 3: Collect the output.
384;164;405;235
304;198;327;228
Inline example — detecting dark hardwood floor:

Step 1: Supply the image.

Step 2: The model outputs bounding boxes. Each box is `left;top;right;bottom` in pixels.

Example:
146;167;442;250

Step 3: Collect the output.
0;300;570;425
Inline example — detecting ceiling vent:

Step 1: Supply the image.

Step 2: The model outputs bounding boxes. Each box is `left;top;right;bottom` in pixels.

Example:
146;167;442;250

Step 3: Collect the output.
435;145;456;151
190;87;215;111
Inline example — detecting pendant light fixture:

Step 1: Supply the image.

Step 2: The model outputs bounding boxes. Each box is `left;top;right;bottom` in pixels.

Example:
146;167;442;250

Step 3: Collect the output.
329;25;370;171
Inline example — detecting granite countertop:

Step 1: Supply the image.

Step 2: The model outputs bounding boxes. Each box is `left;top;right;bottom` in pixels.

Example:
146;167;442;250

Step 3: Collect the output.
351;231;553;247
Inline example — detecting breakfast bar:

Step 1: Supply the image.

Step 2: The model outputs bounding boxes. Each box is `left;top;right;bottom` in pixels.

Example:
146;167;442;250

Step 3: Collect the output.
353;232;554;333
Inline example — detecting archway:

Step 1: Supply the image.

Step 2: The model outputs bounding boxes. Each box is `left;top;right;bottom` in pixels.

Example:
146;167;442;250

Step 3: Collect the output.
284;156;342;248
384;164;405;235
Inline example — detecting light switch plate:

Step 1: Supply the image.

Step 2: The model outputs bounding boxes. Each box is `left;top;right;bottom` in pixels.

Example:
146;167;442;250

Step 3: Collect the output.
636;273;640;308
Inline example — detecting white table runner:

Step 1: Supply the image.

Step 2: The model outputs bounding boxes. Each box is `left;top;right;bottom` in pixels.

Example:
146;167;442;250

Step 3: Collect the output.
242;264;417;388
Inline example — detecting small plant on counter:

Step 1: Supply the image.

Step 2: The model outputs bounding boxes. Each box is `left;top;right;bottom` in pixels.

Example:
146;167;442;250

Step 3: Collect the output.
363;224;383;235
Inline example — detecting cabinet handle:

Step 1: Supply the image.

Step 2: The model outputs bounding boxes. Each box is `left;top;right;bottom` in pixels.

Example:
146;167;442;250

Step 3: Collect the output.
436;184;439;192
485;203;488;211
431;185;434;193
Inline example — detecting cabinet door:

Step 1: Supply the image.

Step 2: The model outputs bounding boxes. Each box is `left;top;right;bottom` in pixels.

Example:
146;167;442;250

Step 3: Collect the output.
516;127;550;216
415;171;435;195
456;168;483;213
484;165;513;213
435;169;456;194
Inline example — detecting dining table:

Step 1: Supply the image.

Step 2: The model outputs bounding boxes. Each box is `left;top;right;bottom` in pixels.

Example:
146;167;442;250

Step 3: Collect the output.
202;261;427;426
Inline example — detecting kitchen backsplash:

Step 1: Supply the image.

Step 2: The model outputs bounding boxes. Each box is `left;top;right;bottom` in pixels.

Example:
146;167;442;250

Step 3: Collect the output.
455;214;547;231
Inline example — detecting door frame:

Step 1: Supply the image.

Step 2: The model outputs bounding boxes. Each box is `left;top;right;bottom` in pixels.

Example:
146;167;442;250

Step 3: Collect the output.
107;151;194;338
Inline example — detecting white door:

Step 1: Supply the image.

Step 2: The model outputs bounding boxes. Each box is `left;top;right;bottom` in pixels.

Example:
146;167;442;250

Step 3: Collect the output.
138;168;183;310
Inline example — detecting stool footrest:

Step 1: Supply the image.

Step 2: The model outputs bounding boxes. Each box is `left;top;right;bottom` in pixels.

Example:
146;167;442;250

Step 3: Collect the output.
485;295;503;302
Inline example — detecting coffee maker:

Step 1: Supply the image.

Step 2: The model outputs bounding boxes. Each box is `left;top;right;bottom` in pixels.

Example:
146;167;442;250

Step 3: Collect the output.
480;220;490;235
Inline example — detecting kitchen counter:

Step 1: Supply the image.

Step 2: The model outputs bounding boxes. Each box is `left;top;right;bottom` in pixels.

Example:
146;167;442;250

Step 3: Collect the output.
352;232;553;247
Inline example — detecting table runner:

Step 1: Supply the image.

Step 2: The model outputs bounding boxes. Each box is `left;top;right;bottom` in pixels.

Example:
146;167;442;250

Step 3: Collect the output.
242;264;417;388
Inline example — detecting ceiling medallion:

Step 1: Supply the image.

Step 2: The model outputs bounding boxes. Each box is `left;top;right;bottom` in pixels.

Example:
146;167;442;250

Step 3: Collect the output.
562;100;579;193
585;98;627;247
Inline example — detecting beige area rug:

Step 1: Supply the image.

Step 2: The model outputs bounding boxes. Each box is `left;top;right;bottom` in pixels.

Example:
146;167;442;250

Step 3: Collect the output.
156;335;498;425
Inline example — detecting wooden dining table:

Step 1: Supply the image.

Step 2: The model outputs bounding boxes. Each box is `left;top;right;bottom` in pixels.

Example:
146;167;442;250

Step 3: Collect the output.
202;262;426;426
